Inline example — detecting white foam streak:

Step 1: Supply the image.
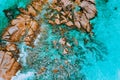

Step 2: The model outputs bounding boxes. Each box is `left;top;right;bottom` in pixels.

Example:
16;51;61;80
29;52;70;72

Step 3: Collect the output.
18;43;28;66
12;70;36;80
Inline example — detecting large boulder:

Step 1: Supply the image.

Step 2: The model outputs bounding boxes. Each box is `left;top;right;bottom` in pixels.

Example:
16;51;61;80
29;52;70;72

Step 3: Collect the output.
0;51;21;80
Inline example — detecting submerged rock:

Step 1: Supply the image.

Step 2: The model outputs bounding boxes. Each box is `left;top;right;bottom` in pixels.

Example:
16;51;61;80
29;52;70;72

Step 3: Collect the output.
3;5;20;20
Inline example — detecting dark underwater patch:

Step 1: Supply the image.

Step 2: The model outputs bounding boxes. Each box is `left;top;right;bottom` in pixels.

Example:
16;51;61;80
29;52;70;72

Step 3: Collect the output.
3;5;20;20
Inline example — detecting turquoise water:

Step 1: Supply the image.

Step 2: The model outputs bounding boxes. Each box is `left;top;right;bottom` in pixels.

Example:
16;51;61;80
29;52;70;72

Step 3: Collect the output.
83;0;120;80
0;0;120;80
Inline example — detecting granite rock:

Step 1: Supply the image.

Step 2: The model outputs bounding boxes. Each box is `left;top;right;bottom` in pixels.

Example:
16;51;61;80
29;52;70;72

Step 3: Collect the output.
0;51;21;80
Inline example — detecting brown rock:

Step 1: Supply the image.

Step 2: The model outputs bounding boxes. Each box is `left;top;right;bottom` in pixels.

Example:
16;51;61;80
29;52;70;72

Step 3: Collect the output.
75;0;81;5
27;5;37;16
61;15;67;23
61;19;67;24
59;38;66;45
55;19;61;24
2;31;10;40
38;67;46;74
37;0;95;38
32;1;42;11
80;1;96;19
63;48;69;54
52;69;59;73
30;20;39;31
79;14;90;30
19;5;37;16
48;20;55;25
68;14;72;19
2;13;40;46
66;21;73;27
7;26;18;35
86;25;92;32
24;20;40;46
61;11;66;16
56;14;60;19
19;8;28;15
2;14;31;42
31;0;47;11
74;20;81;29
61;0;72;7
6;43;18;52
0;51;21;80
74;12;81;21
24;37;31;42
55;6;62;12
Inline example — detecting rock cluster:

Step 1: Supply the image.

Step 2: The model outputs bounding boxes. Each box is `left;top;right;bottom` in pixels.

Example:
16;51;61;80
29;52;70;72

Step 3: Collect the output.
47;0;96;32
0;0;48;80
2;0;48;47
59;37;71;54
0;44;21;80
0;0;97;79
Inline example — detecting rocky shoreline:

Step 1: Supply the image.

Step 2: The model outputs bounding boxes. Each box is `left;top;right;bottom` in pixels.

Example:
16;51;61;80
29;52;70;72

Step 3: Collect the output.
0;0;47;80
0;0;96;80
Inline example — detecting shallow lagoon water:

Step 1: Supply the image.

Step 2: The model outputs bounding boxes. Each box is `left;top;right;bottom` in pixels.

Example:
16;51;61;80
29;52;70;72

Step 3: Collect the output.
0;0;120;80
83;0;120;80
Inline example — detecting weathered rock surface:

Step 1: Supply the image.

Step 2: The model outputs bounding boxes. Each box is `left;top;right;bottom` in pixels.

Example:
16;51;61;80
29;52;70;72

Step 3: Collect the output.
0;50;21;80
47;0;96;33
2;0;48;46
80;0;96;19
2;13;39;47
1;0;48;80
6;43;18;53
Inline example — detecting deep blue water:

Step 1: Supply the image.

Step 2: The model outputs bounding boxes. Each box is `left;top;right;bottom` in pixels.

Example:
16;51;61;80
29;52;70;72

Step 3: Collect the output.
0;0;120;80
